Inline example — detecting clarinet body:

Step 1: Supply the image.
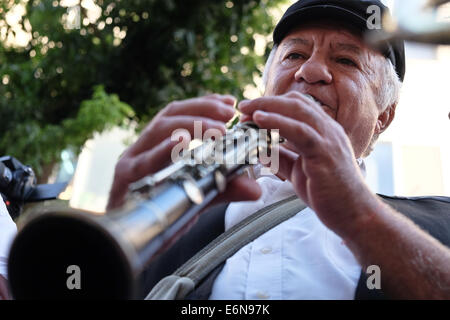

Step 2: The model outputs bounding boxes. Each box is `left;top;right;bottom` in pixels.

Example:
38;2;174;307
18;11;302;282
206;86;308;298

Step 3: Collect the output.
7;122;273;299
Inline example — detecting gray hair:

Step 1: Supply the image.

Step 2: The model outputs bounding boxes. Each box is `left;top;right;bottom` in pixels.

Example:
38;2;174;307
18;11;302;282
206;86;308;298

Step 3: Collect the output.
262;44;278;87
366;57;402;156
375;57;402;112
262;44;402;156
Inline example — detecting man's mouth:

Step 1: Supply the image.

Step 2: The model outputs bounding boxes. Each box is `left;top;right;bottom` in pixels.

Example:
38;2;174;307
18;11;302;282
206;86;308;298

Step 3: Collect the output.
303;93;333;111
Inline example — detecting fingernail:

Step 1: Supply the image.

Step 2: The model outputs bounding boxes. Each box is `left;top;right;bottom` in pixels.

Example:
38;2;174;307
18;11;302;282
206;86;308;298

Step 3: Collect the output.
238;100;250;110
240;114;252;122
254;110;268;119
222;95;237;105
227;109;236;118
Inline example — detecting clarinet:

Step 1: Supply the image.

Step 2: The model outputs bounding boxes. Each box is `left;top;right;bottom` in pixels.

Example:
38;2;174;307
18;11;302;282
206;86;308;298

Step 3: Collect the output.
7;122;274;299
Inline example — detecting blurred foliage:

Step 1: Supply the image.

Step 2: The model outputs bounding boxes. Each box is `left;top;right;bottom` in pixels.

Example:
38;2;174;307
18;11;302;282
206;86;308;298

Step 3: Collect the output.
0;0;287;178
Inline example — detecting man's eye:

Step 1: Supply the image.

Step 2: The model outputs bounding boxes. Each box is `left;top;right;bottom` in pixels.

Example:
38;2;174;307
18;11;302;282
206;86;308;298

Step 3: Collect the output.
286;53;304;60
337;58;357;67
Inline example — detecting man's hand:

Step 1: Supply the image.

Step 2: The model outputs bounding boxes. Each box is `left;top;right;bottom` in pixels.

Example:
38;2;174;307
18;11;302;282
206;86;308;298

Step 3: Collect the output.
239;91;373;236
107;94;261;211
241;91;450;299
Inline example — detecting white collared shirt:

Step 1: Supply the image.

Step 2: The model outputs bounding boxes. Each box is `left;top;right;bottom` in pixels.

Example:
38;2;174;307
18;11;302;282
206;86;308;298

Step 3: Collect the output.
209;167;362;300
0;199;17;278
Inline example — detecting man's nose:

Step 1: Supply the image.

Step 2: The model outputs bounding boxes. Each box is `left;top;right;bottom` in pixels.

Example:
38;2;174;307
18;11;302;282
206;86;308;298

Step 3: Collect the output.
294;53;332;85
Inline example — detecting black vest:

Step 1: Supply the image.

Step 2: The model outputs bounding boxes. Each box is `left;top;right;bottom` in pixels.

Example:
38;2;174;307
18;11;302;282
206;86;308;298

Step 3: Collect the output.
138;195;450;300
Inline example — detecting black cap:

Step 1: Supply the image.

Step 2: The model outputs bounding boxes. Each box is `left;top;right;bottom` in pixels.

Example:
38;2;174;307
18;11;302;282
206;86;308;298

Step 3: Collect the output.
273;0;405;82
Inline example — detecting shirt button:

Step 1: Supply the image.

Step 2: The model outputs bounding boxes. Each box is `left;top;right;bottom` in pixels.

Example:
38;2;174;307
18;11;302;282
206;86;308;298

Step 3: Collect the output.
255;291;270;299
260;247;272;254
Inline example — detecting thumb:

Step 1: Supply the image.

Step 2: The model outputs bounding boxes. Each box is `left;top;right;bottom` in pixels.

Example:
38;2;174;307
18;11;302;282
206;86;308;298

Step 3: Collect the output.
212;175;262;205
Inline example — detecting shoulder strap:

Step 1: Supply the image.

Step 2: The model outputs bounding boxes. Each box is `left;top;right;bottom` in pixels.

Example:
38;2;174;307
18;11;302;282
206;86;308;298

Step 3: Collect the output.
146;195;306;299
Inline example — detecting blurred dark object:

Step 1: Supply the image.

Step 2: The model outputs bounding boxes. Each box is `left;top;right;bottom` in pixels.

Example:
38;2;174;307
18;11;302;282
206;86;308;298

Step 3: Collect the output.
368;0;450;45
426;0;450;8
0;156;67;220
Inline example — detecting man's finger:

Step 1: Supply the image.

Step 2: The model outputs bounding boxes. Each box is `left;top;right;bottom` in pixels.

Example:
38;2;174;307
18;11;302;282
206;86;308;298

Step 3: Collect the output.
165;98;235;122
127;116;227;157
130;135;191;182
107;135;189;210
203;94;237;106
212;175;262;205
238;96;328;133
239;114;252;123
276;145;297;181
252;111;324;158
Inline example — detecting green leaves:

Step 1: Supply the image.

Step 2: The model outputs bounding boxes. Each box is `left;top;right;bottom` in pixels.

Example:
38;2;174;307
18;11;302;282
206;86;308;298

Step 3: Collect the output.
0;85;134;176
62;85;135;149
0;0;288;179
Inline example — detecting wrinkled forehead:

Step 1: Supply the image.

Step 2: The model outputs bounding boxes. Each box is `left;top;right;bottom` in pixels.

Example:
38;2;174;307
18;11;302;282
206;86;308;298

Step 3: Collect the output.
272;20;387;85
279;19;379;56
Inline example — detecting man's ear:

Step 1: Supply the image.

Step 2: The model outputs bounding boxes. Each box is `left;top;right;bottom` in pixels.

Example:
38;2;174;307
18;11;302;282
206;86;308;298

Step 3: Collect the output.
375;103;396;134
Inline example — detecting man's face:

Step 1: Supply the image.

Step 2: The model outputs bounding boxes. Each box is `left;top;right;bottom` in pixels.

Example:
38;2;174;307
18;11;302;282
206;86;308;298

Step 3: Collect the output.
265;23;390;158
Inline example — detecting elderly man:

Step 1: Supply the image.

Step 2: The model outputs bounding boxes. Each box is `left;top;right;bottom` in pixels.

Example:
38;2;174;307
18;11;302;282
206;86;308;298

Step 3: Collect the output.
108;0;450;299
